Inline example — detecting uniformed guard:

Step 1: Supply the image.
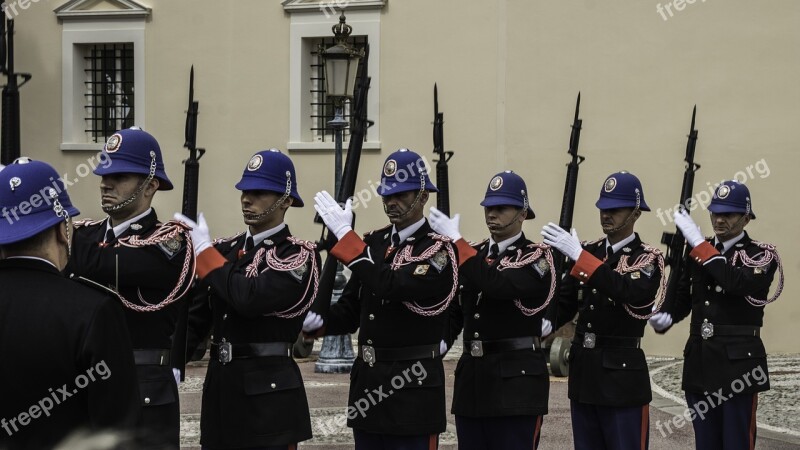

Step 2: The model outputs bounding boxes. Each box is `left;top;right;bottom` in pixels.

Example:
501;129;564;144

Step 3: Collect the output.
66;127;195;448
305;148;458;450
428;170;555;449
649;180;782;450
0;158;140;449
177;149;318;449
541;171;666;450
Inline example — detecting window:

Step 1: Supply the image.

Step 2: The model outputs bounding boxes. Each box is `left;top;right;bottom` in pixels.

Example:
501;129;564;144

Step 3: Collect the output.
84;43;135;143
284;3;383;151
56;0;149;151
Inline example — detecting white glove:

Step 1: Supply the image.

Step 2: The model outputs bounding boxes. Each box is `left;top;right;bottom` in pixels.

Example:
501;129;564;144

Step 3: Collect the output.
429;207;462;241
673;210;704;248
439;339;448;356
541;223;583;261
172;368;181;385
541;319;553;337
313;191;353;240
648;312;673;332
173;212;212;255
302;312;324;333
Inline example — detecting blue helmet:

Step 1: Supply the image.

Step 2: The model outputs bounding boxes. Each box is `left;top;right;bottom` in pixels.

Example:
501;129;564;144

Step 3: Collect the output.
235;149;303;207
0;158;80;245
595;171;650;211
93;127;173;190
709;180;755;219
378;149;438;196
480;170;535;220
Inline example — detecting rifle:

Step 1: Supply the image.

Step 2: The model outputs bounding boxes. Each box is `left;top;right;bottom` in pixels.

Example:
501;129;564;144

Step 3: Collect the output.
547;93;585;325
1;18;32;165
311;44;372;319
659;107;699;319
173;66;205;379
432;83;453;215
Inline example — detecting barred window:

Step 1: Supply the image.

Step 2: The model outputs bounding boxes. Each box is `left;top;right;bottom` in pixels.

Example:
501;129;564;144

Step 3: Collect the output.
309;36;368;143
83;43;135;143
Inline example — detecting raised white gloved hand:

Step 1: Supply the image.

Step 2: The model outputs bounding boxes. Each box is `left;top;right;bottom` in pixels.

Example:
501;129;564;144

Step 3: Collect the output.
648;312;673;332
541;319;553;337
439;339;448;356
172;368;181;385
541;223;583;261
673;210;704;248
302;312;324;333
429;207;462;242
314;191;353;240
173;212;212;255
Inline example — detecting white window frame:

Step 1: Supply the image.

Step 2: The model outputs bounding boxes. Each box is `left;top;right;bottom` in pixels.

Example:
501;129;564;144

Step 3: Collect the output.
56;1;149;151
284;5;382;151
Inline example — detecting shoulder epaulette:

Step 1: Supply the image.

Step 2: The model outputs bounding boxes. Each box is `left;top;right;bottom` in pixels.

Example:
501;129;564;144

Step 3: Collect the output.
582;237;605;247
212;231;246;246
363;224;392;238
68;273;120;299
469;238;489;249
639;242;664;256
73;218;104;229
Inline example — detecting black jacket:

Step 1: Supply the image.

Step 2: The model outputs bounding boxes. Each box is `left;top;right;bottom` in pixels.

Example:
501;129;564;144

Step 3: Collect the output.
0;258;140;450
187;226;318;448
555;234;664;407
449;233;554;417
661;233;778;395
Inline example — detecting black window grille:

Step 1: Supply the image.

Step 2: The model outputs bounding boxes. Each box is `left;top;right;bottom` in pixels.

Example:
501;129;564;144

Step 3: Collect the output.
84;43;135;143
310;36;368;143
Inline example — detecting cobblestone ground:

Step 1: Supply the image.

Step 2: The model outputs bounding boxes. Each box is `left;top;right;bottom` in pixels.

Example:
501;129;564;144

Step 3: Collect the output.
179;342;800;449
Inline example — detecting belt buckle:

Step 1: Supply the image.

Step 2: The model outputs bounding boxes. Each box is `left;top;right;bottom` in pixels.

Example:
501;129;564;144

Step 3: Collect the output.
470;341;484;357
583;332;596;349
218;341;232;365
362;345;376;366
701;322;714;340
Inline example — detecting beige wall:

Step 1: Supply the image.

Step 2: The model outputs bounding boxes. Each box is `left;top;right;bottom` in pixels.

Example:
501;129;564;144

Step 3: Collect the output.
11;0;798;355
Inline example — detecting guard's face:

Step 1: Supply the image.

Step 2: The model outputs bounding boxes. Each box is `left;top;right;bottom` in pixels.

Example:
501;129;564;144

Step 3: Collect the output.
484;205;523;237
710;212;749;242
383;190;427;228
240;190;289;229
100;173;150;210
599;207;638;235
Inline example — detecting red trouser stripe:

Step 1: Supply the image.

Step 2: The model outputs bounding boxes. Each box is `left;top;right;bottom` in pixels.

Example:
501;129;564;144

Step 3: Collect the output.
428;433;438;450
533;415;543;449
749;394;759;450
640;405;649;450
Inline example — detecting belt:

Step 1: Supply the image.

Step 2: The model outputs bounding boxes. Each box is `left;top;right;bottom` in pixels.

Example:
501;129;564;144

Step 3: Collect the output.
210;342;293;364
133;349;171;366
463;336;542;357
573;332;641;349
690;323;760;339
357;344;441;366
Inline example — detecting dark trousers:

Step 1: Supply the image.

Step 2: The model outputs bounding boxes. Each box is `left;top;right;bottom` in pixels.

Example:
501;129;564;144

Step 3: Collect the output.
455;415;543;450
353;429;438;450
686;391;758;450
570;400;649;450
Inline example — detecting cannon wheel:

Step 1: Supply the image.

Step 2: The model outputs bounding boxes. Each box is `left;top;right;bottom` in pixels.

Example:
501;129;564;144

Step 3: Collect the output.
549;336;570;377
293;334;314;358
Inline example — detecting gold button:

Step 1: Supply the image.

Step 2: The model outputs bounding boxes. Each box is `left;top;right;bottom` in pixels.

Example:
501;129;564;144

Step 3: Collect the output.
474;332;480;338
521;370;526;375
271;383;277;389
715;286;722;293
704;301;710;306
703;318;708;323
747;352;752;357
587;323;592;329
590;305;595;310
591;289;597;294
369;314;375;320
223;314;228;320
144;397;151;405
622;363;627;368
474;313;480;319
367;339;373;344
417;380;423;385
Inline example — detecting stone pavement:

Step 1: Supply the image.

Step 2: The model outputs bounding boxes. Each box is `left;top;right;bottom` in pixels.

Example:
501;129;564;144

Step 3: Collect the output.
179;341;800;449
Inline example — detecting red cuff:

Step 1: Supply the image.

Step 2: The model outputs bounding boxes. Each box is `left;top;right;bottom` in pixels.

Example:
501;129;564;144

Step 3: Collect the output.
302;325;327;340
196;247;228;279
330;230;367;265
570;250;603;282
689;241;719;264
454;239;477;266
